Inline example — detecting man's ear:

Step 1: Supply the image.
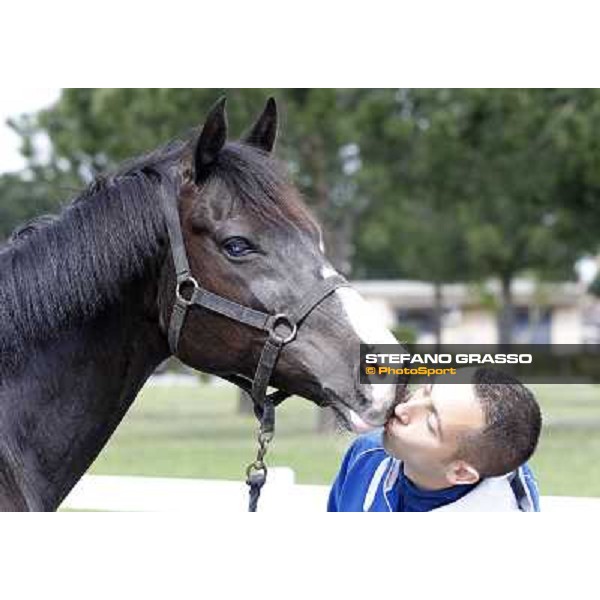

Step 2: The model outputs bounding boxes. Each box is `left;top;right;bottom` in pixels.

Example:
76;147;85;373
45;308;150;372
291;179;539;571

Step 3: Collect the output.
445;460;480;486
243;97;278;153
194;96;228;183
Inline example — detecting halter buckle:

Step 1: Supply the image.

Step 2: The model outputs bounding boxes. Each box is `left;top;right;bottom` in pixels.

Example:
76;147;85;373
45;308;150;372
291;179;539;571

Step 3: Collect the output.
269;314;297;344
175;276;199;306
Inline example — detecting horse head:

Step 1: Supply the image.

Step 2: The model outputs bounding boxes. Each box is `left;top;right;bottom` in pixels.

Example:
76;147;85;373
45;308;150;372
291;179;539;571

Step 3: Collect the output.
157;98;402;430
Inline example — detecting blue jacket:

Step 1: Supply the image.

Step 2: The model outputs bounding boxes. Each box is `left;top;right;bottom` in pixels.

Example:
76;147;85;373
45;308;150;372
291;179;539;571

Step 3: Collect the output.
328;431;540;512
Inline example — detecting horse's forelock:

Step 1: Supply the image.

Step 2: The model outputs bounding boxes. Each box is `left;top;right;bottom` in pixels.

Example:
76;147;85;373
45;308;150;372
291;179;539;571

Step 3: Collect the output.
211;142;320;237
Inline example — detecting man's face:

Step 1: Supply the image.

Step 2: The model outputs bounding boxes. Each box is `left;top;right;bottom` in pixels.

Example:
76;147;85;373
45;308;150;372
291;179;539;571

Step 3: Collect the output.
383;382;485;484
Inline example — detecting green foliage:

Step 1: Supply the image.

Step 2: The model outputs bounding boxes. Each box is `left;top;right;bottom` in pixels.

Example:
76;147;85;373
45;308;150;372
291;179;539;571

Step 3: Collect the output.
355;89;599;282
13;89;272;174
0;166;79;241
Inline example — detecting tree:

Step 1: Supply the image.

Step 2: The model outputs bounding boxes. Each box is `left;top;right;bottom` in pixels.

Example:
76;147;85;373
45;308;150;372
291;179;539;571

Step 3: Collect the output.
353;90;475;345
451;89;600;343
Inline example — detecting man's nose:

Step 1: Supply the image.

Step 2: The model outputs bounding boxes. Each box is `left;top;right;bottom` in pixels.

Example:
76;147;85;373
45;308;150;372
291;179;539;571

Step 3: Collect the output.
394;403;411;424
395;395;428;421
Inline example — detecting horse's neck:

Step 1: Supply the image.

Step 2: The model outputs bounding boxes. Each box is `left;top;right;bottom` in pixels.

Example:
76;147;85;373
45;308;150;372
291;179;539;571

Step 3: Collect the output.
1;288;169;511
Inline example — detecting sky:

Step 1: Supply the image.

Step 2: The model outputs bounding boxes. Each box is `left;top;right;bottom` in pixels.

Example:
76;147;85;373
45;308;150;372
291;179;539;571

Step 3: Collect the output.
0;88;61;174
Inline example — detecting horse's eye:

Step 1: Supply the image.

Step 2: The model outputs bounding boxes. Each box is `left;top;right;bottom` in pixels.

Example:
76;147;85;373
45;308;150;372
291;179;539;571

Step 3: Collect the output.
222;236;255;258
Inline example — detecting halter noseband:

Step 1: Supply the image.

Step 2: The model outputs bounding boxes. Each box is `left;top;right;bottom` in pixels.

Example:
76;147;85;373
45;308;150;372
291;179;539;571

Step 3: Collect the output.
160;184;349;510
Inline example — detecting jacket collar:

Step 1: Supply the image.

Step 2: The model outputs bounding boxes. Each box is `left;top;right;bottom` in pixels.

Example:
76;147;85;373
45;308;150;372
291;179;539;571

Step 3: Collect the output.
381;458;520;512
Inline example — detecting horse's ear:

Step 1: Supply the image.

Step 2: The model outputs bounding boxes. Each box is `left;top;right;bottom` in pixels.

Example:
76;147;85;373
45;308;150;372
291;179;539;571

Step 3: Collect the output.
243;97;278;153
194;96;228;182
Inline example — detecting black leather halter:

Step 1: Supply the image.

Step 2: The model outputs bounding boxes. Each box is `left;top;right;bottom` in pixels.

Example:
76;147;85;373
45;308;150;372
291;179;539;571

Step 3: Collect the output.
160;184;349;510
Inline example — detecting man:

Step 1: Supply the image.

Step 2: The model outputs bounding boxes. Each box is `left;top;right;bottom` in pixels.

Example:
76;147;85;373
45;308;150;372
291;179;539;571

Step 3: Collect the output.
328;368;542;512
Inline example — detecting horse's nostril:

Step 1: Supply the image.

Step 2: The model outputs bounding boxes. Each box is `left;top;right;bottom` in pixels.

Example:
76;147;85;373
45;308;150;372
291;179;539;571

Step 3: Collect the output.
355;388;371;409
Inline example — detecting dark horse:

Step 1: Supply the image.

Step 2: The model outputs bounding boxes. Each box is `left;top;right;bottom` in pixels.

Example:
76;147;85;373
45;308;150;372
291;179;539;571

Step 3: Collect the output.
0;98;399;511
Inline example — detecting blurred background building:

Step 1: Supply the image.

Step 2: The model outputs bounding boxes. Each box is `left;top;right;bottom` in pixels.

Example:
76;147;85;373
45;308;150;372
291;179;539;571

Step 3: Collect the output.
355;277;598;344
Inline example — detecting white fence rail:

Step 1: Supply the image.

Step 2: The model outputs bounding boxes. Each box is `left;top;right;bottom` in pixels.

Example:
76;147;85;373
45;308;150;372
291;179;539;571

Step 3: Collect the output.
60;472;600;512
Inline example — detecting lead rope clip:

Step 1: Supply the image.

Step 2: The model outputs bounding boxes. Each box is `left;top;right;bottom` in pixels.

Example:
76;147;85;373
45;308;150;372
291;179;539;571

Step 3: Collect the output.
245;428;273;512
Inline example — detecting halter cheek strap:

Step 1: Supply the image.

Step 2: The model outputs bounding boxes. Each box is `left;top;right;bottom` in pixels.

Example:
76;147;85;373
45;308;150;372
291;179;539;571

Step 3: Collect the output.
159;183;350;511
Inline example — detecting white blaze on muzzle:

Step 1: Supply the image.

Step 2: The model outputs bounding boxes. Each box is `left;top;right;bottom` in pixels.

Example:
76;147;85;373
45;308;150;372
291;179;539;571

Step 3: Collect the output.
320;266;398;418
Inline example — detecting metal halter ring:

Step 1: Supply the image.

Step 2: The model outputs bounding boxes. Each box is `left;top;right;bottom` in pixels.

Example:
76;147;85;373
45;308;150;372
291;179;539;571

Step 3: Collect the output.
175;276;199;306
269;314;298;344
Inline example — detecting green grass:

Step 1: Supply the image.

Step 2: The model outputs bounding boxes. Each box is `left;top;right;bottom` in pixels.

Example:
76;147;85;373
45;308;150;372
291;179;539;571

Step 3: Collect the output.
89;383;352;485
89;382;600;497
528;384;600;496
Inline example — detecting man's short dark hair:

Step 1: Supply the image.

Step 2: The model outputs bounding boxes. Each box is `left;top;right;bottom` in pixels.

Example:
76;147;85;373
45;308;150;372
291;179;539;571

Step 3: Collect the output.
457;368;542;478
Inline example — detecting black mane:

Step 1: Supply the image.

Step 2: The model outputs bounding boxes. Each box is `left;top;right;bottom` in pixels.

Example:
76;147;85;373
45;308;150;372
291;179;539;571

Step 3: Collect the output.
0;148;177;367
